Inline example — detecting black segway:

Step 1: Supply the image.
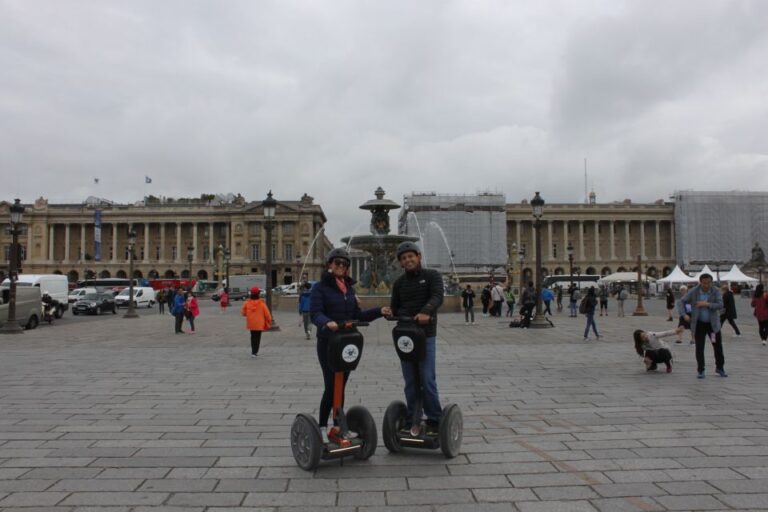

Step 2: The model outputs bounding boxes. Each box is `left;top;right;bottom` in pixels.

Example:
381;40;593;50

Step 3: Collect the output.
382;317;462;458
290;321;377;471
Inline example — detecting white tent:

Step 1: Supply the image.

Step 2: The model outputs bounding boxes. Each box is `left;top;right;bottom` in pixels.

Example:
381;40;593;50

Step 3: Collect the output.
718;264;758;283
598;272;656;283
690;265;715;281
657;265;698;283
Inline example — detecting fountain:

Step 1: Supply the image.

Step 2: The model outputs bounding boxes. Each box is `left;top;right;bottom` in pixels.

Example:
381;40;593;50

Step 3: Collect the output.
341;187;419;294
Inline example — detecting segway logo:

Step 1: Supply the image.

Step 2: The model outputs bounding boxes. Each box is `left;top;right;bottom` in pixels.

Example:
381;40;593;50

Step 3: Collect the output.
342;344;360;363
397;336;414;353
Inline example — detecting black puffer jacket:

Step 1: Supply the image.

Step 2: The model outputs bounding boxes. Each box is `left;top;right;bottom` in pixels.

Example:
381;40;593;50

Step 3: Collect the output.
390;267;443;337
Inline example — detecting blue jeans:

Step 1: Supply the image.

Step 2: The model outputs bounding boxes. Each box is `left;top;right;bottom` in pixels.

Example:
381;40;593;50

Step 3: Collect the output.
569;301;578;316
400;336;441;424
584;313;599;338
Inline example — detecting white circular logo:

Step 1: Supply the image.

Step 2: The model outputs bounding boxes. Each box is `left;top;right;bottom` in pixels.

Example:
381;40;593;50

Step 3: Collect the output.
342;344;360;363
397;336;414;353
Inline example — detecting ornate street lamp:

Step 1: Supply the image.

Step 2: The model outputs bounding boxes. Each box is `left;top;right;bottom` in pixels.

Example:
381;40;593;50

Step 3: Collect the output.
632;254;648;316
758;264;764;286
262;191;280;330
1;199;26;334
124;228;139;318
567;240;574;290
517;246;525;295
187;245;194;282
224;246;231;293
529;192;552;328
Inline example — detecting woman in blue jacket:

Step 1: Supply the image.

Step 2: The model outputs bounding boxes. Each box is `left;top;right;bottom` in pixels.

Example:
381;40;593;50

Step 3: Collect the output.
310;248;391;443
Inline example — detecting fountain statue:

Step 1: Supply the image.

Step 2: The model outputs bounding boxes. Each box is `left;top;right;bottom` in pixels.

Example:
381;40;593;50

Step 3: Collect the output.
341;187;419;293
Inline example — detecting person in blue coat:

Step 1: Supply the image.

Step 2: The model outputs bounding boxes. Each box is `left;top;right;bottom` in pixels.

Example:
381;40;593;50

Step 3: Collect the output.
298;282;313;340
310;247;391;443
172;288;186;334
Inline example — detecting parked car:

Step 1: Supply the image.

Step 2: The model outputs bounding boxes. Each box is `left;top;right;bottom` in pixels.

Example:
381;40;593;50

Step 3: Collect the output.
1;274;70;318
114;287;156;308
68;287;98;303
0;286;42;330
72;293;117;315
212;288;248;301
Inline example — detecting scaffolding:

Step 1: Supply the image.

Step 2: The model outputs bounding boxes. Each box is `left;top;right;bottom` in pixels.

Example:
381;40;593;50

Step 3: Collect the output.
399;193;508;274
674;190;768;266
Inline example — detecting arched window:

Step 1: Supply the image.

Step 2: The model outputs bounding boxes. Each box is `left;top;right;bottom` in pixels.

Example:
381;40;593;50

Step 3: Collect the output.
554;267;565;275
181;270;190;278
647;267;658;278
67;270;79;283
617;266;627;272
53;270;63;275
99;270;111;278
116;270;127;278
197;270;208;280
662;266;672;277
148;269;159;279
132;270;143;279
586;266;596;275
601;267;612;276
164;269;176;278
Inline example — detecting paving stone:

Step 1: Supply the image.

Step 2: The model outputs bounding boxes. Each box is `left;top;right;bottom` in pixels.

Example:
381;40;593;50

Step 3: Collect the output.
516;500;598;512
0;492;69;506
590;497;665;511
653;494;728;510
656;481;720;495
715;493;768;509
60;492;170;506
532;485;599;500
166;493;245;506
138;479;218;492
242;491;336;506
386;489;475;505
49;479;142;492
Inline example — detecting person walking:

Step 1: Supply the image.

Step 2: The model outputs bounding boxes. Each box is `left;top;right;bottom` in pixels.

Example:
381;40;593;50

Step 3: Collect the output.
156;288;165;314
172;289;185;334
166;287;176;316
491;282;505;317
298;281;313;339
598;285;609;316
556;286;563;313
311;248;389;443
219;288;229;314
665;288;676;321
185;292;200;334
505;286;516;317
390;241;444;436
582;286;600;341
719;284;741;337
461;284;475;325
679;273;727;379
751;284;768;345
242;287;272;357
541;287;554;316
616;285;628;317
568;285;580;318
480;285;491;317
520;281;536;327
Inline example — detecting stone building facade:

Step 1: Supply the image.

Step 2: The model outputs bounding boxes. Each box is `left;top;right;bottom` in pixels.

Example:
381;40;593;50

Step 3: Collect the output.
0;194;333;286
508;198;675;284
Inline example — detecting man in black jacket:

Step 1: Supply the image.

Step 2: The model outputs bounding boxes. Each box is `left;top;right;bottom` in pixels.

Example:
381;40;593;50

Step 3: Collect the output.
390;241;444;435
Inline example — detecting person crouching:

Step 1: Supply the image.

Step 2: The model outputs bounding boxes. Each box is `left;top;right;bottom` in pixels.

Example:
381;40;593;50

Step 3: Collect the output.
633;327;682;373
241;287;272;357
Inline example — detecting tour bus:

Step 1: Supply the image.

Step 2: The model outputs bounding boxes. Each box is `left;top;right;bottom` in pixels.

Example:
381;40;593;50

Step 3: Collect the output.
77;278;138;291
542;274;600;290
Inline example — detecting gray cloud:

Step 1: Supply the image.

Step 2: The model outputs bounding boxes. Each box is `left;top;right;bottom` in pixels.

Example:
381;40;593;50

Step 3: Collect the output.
1;0;766;244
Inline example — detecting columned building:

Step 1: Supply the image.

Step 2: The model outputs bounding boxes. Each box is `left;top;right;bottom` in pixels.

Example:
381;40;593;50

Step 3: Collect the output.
0;194;332;286
507;199;675;284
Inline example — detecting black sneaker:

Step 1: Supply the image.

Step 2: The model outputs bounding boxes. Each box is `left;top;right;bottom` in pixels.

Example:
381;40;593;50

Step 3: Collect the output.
425;420;440;437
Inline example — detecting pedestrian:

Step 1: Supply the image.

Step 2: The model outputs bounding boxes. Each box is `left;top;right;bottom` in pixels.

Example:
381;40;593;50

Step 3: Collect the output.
311;247;390;443
156;288;165;314
185;291;199;333
616;285;628;317
166;287;176;316
242;287;272;357
675;285;694;344
390;241;444;437
633;327;682;373
172;289;185;334
541;287;554;315
568;284;580;317
679;273;727;379
750;284;768;345
480;285;491;317
219;288;229;314
556;285;563;312
582;286;600;341
598;285;609;316
520;281;536;327
298;281;313;339
719;284;741;337
665;288;675;321
461;284;475;325
504;286;516;317
491;282;505;317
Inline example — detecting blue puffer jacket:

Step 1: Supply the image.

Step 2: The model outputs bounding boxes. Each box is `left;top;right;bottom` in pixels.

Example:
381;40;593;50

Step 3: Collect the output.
310;272;382;339
298;288;312;313
172;293;185;316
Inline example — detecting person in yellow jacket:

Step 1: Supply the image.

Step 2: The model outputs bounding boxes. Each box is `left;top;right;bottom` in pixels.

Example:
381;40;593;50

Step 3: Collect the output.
241;287;272;357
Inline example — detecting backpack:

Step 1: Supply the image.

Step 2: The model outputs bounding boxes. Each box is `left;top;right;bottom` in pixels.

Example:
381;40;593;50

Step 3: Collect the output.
578;297;588;314
619;289;628;300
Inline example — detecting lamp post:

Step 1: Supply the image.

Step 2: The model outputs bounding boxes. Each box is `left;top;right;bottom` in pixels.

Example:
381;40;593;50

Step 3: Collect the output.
224;246;230;293
1;199;25;334
124;229;139;318
518;247;525;295
187;245;194;283
758;264;764;286
529;192;552;328
262;191;280;331
632;254;648;316
567;240;574;290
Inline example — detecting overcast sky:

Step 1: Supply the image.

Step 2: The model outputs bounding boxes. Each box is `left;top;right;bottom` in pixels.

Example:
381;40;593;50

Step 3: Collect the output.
2;0;767;244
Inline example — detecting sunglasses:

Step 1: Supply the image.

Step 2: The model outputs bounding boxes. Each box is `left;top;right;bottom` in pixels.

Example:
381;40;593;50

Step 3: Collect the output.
332;258;350;267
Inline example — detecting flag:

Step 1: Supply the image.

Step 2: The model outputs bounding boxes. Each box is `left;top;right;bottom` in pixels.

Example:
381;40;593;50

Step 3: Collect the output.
145;176;152;184
94;178;99;184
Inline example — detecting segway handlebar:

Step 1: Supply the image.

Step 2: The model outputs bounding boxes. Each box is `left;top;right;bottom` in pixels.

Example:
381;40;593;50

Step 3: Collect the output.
385;315;417;323
338;320;369;330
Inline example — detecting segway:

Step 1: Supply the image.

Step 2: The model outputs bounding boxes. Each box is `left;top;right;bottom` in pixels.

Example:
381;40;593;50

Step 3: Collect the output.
290;321;377;470
382;317;463;458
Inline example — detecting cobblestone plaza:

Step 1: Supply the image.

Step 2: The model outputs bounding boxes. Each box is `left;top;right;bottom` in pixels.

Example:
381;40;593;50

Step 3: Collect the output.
2;298;768;511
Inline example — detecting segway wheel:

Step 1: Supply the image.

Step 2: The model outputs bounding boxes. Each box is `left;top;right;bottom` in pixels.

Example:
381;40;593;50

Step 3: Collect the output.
290;413;322;471
347;405;377;460
439;403;463;458
382;401;408;453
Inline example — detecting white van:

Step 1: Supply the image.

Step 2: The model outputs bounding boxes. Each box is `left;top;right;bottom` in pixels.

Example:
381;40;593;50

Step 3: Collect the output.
115;287;156;308
1;274;69;318
68;287;98;303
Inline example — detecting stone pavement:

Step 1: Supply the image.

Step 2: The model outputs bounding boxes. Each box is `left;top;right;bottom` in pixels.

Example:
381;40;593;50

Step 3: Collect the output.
1;297;767;511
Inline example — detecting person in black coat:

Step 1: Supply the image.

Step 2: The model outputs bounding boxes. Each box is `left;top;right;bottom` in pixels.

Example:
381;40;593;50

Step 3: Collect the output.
310;247;390;443
461;285;475;324
719;284;741;337
583;286;600;341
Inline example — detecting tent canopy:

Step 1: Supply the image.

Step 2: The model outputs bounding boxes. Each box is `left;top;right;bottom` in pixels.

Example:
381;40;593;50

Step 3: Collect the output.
657;265;698;283
718;264;758;283
599;272;656;283
690;265;715;281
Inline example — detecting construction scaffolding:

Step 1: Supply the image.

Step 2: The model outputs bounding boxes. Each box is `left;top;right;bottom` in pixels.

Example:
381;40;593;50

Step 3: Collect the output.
398;193;508;274
674;190;768;267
